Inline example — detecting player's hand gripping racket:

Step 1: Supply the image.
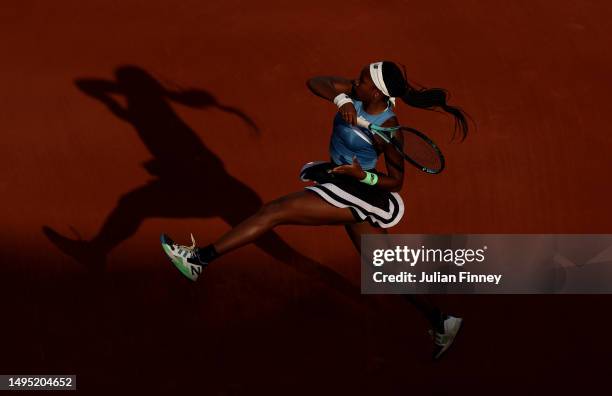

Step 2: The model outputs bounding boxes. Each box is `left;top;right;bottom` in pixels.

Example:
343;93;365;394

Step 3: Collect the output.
356;117;445;174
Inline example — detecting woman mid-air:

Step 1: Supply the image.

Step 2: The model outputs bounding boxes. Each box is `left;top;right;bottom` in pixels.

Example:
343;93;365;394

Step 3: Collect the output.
161;61;469;360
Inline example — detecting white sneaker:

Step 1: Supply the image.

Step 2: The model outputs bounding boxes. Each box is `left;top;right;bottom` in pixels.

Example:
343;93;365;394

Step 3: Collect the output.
430;315;463;360
160;233;205;281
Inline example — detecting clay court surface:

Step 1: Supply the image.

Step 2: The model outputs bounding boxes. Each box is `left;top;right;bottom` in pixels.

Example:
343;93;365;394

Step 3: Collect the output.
2;1;612;394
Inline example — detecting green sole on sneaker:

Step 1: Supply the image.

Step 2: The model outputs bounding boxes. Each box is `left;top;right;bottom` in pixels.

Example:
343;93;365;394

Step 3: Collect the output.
160;234;199;281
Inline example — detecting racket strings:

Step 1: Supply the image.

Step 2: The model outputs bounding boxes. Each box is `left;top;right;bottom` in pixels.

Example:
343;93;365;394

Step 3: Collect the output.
399;128;443;172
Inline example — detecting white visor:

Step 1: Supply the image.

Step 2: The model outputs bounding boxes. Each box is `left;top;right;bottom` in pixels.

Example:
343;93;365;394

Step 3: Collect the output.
369;62;390;97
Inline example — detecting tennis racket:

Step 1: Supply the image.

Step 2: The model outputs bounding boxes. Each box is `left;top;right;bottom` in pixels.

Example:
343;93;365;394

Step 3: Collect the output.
356;117;445;174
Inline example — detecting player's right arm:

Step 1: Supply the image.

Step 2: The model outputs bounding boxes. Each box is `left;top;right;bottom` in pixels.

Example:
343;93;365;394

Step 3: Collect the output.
306;76;352;100
306;76;357;125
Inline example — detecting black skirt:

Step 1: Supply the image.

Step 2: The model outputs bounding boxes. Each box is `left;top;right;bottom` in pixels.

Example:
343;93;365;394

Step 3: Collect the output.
299;161;405;228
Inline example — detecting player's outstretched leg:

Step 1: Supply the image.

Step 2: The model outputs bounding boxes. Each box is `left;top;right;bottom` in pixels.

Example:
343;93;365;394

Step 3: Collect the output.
161;190;355;281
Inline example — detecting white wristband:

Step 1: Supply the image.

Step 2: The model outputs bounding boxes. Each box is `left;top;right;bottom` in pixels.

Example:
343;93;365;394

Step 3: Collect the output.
333;93;353;109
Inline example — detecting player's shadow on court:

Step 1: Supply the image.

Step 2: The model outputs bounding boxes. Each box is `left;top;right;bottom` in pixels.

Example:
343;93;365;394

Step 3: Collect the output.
42;65;359;297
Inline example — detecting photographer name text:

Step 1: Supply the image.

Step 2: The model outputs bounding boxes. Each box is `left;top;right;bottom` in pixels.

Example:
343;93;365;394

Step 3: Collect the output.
373;271;503;285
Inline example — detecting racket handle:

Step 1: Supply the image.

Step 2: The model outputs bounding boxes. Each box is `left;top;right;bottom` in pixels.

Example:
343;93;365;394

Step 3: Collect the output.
356;117;372;129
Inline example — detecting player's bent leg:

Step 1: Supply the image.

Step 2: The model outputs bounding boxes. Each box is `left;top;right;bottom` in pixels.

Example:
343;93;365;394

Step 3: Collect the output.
343;221;462;360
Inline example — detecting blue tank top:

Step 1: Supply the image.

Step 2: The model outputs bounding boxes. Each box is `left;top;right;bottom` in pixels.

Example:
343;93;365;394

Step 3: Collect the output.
329;100;395;170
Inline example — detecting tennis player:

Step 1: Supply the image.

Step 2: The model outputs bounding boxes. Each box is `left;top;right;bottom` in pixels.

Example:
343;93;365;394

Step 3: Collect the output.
161;61;469;359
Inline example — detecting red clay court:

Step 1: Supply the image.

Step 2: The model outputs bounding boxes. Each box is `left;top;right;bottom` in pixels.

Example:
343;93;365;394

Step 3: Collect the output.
2;1;612;394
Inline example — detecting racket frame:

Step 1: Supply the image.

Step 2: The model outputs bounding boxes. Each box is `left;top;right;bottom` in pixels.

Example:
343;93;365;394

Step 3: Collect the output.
356;117;445;174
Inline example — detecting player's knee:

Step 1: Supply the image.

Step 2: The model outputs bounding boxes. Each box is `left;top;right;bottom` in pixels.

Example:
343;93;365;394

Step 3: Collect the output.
258;198;290;225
